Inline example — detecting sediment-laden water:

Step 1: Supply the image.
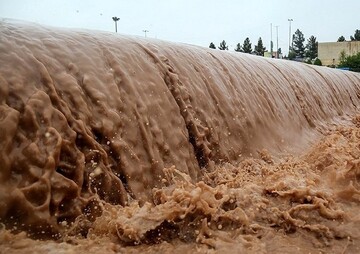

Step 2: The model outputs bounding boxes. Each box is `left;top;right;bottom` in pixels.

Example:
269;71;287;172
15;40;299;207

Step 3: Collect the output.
1;20;360;253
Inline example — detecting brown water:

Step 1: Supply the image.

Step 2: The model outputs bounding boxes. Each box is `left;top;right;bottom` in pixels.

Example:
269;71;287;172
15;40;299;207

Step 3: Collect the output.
1;20;360;253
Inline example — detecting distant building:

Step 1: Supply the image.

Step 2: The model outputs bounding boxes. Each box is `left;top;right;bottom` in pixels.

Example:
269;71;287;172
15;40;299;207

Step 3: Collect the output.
264;51;283;59
318;41;360;66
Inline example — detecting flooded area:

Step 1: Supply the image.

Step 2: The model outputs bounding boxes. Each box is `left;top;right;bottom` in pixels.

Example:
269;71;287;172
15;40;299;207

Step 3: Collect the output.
1;21;360;253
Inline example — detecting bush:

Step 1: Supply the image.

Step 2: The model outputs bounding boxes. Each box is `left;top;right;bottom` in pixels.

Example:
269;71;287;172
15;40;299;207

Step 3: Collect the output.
314;58;322;66
338;52;360;72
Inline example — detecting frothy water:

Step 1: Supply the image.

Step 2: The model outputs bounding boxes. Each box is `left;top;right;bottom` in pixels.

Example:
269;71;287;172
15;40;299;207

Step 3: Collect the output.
1;21;360;253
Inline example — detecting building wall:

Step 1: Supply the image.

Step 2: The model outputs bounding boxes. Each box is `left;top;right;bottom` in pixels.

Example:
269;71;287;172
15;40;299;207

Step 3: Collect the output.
318;41;360;66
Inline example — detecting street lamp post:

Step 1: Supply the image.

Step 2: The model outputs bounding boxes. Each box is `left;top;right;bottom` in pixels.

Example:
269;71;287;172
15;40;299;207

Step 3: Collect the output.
288;18;293;53
275;25;279;58
143;29;149;38
112;16;120;33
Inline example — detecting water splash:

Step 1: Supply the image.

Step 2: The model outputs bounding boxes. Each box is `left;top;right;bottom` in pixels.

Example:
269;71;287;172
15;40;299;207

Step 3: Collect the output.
0;21;360;252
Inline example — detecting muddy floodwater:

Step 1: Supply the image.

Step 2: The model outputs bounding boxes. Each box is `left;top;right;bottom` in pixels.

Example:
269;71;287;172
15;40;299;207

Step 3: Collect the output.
1;20;360;253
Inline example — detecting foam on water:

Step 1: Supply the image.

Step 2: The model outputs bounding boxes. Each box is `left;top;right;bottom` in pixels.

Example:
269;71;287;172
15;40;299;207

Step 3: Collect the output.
1;21;360;253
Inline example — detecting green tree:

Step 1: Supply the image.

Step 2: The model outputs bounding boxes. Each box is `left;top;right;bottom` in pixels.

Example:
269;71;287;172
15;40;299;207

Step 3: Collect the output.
234;43;242;52
242;37;252;53
338;52;360;72
292;29;305;58
254;37;266;56
218;40;228;50
337;36;346;42
313;58;322;66
288;50;296;60
305;35;318;59
350;29;360;41
209;42;216;49
339;50;346;63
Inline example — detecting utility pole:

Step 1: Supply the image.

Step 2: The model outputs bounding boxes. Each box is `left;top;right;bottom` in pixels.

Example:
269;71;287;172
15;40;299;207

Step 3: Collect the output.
270;23;273;57
275;25;279;58
112;16;120;33
288;18;293;53
142;29;149;38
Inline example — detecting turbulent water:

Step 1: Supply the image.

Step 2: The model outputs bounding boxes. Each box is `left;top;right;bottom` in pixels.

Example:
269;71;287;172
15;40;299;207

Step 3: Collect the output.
1;20;360;253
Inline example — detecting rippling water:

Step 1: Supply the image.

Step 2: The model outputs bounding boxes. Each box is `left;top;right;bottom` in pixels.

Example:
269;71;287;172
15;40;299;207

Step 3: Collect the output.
1;20;360;253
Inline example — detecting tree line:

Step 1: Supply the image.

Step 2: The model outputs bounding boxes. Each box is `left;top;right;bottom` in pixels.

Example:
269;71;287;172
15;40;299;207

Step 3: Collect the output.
209;37;268;56
336;29;360;71
337;29;360;42
209;29;360;67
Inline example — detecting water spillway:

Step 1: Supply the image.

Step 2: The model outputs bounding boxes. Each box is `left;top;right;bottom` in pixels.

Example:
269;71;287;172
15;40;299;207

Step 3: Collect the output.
0;21;360;242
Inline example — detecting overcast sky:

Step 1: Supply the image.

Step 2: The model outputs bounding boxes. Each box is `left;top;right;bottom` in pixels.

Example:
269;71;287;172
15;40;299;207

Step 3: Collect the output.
0;0;359;54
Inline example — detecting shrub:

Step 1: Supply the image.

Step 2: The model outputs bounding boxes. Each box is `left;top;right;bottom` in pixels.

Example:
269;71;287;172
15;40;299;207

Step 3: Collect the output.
314;58;322;66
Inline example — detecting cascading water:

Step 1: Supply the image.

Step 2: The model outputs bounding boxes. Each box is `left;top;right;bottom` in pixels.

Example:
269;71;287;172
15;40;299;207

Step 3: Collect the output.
1;20;360;253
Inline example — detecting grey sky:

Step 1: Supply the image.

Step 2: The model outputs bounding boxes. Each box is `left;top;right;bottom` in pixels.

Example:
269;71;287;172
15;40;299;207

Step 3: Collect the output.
0;0;359;54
